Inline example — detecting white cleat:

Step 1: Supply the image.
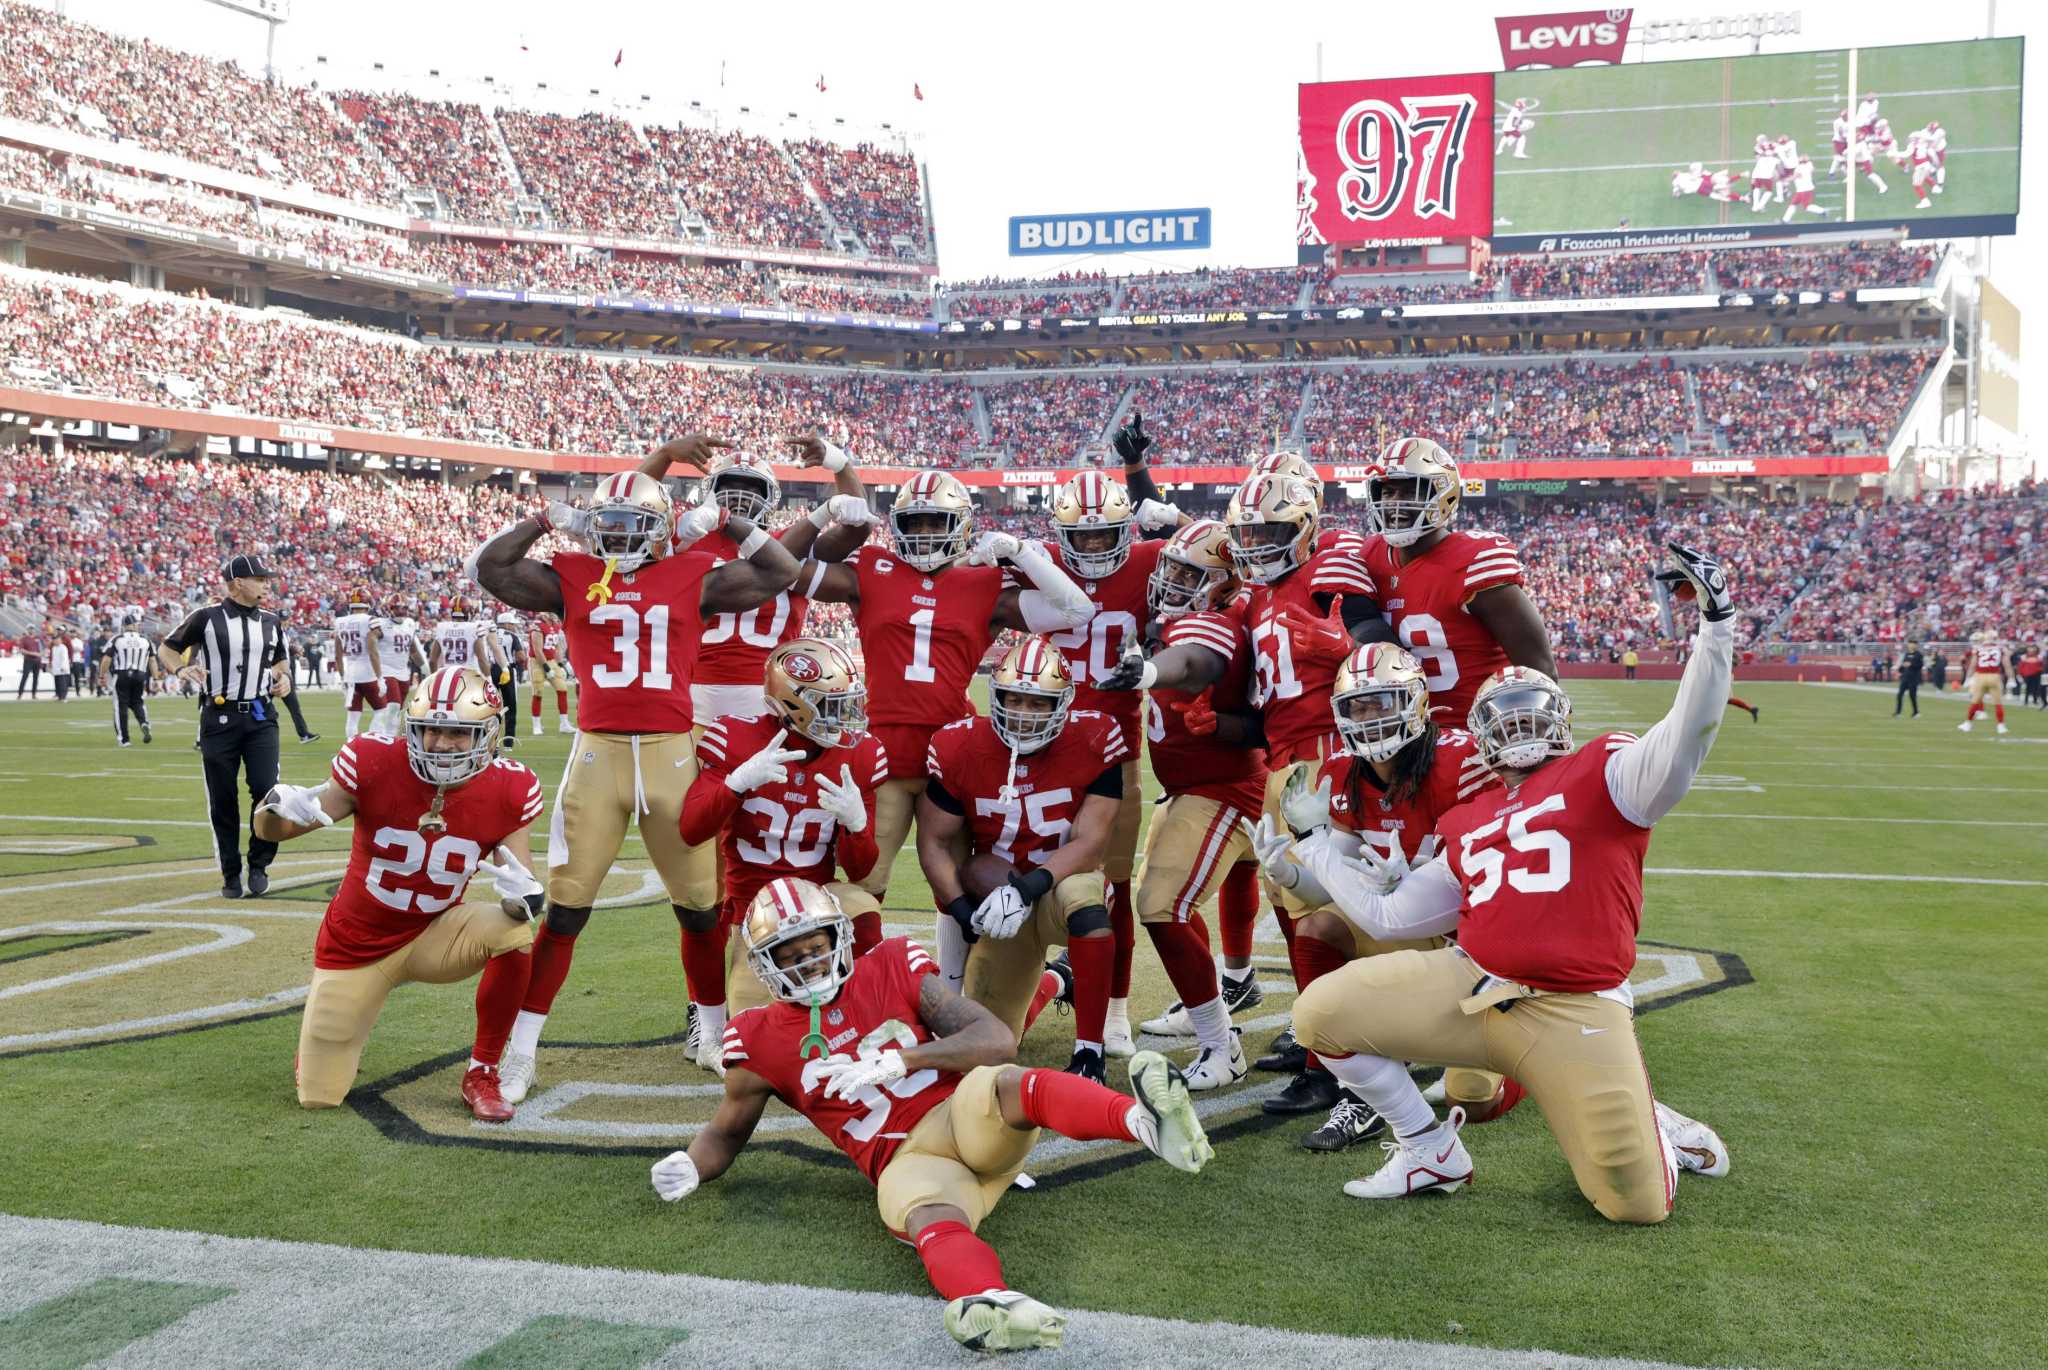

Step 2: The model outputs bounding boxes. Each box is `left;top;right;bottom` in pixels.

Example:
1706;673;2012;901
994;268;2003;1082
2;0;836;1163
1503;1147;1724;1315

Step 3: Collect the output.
1343;1106;1472;1200
1141;976;1264;1035
1181;1029;1247;1091
1657;1101;1731;1177
1997;723;2009;735
945;1290;1066;1352
558;720;574;735
1102;1010;1136;1059
498;1049;536;1105
1127;1050;1214;1173
1958;721;1972;732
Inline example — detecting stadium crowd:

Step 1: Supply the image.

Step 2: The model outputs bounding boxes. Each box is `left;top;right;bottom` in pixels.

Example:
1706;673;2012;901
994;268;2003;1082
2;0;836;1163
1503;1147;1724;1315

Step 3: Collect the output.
1124;369;1310;459
1504;252;1711;300
1121;266;1318;313
1695;350;1938;454
1711;243;1942;292
646;125;829;252
788;139;929;257
1313;274;1501;306
338;92;520;221
773;274;934;319
980;375;1126;461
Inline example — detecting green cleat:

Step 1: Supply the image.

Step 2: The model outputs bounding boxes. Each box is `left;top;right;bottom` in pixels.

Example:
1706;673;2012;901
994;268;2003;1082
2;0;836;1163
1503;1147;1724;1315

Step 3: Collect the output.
1127;1049;1214;1173
945;1290;1067;1351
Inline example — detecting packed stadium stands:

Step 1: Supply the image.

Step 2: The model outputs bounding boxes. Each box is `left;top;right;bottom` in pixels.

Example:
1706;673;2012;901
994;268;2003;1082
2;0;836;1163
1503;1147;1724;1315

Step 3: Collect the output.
1120;266;1319;313
1505;251;1710;300
980;375;1125;462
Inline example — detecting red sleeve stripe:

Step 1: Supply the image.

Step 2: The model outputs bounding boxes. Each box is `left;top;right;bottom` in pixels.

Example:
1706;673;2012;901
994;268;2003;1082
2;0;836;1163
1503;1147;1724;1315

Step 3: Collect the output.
1455;778;1493;800
1104;732;1131;765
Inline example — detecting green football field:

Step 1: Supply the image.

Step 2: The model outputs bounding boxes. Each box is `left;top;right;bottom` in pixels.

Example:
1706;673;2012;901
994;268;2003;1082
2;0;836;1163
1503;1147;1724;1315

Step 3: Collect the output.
2;680;2045;1368
1494;38;2024;237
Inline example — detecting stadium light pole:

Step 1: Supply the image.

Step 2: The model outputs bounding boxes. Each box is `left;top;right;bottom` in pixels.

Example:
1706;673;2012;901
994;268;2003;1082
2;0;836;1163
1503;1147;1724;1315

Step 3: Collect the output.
196;0;291;82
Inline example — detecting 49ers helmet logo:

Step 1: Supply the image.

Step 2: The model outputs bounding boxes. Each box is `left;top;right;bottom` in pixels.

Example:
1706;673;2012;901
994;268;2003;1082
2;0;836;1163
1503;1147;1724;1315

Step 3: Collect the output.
781;652;823;683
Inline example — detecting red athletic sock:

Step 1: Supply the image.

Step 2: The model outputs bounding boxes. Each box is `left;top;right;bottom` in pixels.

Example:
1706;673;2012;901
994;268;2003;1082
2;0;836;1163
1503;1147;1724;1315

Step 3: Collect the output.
1289;931;1351;1074
679;924;730;1007
1108;882;1135;998
1274;904;1299;960
1996;703;2006;723
1067;934;1112;1047
530;694;541;719
850;909;882;957
520;923;579;1015
914;1220;1006;1301
1023;968;1061;1032
555;690;569;715
1966;702;1981;721
1187;909;1213;953
1728;696;1753;712
1219;863;1258;960
1145;920;1220;1010
1018;1066;1138;1142
471;950;531;1065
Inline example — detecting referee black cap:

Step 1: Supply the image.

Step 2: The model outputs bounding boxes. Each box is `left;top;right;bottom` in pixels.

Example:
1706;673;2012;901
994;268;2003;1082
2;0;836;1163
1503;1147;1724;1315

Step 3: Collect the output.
222;553;276;581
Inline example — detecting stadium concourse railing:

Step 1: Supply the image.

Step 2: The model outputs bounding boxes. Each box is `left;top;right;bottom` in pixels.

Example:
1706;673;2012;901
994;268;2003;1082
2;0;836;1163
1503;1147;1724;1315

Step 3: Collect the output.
0;384;1894;488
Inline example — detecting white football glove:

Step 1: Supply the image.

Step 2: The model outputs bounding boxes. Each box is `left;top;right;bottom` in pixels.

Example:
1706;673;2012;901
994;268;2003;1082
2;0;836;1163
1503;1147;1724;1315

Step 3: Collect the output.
1251;814;1302;890
970;883;1030;938
1135;498;1183;532
725;742;807;794
542;500;592;541
264;783;332;829
651;1149;700;1202
1354;842;1410;896
826;494;875;527
1280;767;1333;837
476;848;544;909
673;503;724;546
815;764;867;833
814;1049;906;1102
966;531;1022;567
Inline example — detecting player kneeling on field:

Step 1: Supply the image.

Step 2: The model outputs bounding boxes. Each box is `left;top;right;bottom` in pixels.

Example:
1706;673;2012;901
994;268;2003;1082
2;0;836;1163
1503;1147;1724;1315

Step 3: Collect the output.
650;877;1212;1353
1287;545;1735;1223
254;666;546;1121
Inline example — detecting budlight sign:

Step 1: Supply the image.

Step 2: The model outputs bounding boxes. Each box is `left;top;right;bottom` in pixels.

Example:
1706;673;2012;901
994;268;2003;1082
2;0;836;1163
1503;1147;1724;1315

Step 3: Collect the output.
1009;208;1212;256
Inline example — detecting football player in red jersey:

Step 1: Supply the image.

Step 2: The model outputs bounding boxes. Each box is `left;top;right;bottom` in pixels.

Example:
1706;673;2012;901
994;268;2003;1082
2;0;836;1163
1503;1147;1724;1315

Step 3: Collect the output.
1359;437;1555;726
680;637;889;1047
799;462;1093;934
917;638;1129;1080
1290;544;1735;1221
1250;643;1519;1151
471;433;807;1098
526;612;573;736
1958;630;2010;734
1096;518;1266;1089
650;877;1212;1353
251;667;546;1121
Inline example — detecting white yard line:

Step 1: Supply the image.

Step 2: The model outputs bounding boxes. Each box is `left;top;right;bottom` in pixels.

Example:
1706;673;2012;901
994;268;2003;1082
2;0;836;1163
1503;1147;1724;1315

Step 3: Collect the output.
1499;147;2016;176
1646;867;2047;888
1667;812;2048;827
1524;85;2018;119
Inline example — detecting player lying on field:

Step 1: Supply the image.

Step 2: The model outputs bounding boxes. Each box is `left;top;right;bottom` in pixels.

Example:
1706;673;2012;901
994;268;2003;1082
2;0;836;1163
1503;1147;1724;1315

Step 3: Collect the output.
650;877;1212;1353
252;667;548;1121
1274;544;1735;1222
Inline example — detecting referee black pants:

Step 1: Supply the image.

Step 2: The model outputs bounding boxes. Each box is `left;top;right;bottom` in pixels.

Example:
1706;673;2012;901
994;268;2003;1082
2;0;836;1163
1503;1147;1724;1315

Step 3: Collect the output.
114;671;151;743
199;704;281;881
1894;679;1919;716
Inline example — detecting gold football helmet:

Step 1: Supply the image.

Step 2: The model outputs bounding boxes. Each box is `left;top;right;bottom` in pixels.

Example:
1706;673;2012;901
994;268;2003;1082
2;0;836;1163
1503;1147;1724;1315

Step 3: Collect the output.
765;637;867;748
1225;472;1318;585
1468;666;1574;773
1051;469;1136;579
742;877;856;1004
700;451;781;524
1250;451;1325;509
1147;517;1237;617
989;635;1075;755
1366;437;1460;548
889;470;975;572
588;470;674;573
1332;643;1431;762
403;666;505;787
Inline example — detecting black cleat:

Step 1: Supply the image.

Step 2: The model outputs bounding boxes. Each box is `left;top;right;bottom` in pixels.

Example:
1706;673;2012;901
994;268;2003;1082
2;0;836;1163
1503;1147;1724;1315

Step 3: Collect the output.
1262;1068;1339;1115
141;723;152;743
1255;1027;1307;1074
1221;974;1265;1015
1747;705;1761;722
1065;1044;1106;1084
1045;952;1075;1010
299;731;321;744
502;735;516;750
221;878;243;900
246;868;270;898
1302;1091;1387;1151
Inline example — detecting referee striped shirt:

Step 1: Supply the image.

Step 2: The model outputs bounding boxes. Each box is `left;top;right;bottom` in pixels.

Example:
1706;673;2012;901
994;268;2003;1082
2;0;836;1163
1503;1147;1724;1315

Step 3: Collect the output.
110;631;153;675
164;602;287;703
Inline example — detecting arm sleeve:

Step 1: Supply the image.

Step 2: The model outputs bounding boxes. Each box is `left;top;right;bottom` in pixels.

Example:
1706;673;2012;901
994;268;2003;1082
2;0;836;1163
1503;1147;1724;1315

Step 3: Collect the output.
1303;848;1465;942
1124;462;1164;506
925;777;963;816
1339;594;1397;645
1085;765;1123;799
1605;616;1736;828
1010;540;1094;632
835;745;885;883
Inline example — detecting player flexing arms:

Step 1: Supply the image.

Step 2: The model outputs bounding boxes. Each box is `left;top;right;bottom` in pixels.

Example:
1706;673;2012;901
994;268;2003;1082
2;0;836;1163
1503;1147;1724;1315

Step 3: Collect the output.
680;638;889;1045
799;463;1093;936
252;667;547;1121
1250;644;1517;1151
471;435;806;1096
1958;630;2009;734
918;638;1129;1080
1289;544;1736;1222
526;612;573;735
650;878;1211;1352
332;588;386;741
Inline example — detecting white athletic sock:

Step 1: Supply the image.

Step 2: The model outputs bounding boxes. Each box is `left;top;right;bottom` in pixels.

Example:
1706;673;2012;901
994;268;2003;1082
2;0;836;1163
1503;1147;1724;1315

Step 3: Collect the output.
1184;993;1232;1056
696;1001;727;1044
1320;1051;1436;1141
1106;997;1130;1031
344;711;359;741
1075;1038;1103;1055
469;1057;490;1073
934;915;969;992
508;1009;546;1058
1222;965;1252;987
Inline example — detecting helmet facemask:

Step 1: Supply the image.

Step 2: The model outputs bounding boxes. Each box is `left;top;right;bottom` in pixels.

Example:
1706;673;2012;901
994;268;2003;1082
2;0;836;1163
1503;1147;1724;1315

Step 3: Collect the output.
1366;472;1457;548
1227;518;1306;585
751;911;855;1005
406;713;501;787
1148;549;1229;617
1334;677;1427;762
590;507;668;573
788;678;868;748
706;467;779;524
991;678;1071;755
891;507;969;573
1470;679;1573;773
1055;518;1134;580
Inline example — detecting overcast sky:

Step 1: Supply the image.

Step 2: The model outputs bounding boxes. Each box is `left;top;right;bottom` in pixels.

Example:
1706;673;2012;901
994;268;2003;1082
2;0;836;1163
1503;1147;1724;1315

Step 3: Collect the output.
37;0;2047;422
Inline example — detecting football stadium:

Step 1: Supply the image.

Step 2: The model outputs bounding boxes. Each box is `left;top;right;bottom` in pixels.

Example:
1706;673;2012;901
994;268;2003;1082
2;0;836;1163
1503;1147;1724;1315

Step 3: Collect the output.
0;2;2043;1367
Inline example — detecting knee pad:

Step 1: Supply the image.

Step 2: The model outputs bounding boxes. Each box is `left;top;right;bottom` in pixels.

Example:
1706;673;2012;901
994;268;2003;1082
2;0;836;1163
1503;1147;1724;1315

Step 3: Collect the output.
1065;903;1110;938
545;903;592;938
672;902;720;934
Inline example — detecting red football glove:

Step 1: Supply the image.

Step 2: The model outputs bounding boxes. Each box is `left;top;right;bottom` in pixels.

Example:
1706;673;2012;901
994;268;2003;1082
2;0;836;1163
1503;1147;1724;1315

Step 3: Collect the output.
1276;602;1352;669
1180;688;1220;737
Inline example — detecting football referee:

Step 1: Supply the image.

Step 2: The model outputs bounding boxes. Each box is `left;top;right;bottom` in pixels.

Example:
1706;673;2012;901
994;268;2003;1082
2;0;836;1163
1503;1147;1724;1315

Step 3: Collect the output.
160;554;293;899
104;612;156;746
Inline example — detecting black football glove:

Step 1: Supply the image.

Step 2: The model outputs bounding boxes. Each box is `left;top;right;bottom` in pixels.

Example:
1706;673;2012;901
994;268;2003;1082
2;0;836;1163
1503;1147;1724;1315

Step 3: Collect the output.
1096;642;1154;692
1112;411;1153;465
1655;542;1733;623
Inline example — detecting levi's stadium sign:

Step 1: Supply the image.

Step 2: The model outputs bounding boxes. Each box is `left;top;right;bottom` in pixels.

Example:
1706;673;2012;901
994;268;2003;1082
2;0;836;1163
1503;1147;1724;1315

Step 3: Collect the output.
1495;9;1633;68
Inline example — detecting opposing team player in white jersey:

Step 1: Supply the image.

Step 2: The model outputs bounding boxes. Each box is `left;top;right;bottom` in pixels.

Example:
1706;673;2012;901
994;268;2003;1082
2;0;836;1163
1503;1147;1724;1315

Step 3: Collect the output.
372;597;426;739
332;587;386;741
1749;135;1781;211
1494;97;1536;159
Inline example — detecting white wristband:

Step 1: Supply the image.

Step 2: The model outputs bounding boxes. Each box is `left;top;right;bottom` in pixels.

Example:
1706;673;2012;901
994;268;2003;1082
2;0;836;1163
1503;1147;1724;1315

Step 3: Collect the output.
737;527;770;558
1139;660;1159;690
821;441;850;473
808;503;834;530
